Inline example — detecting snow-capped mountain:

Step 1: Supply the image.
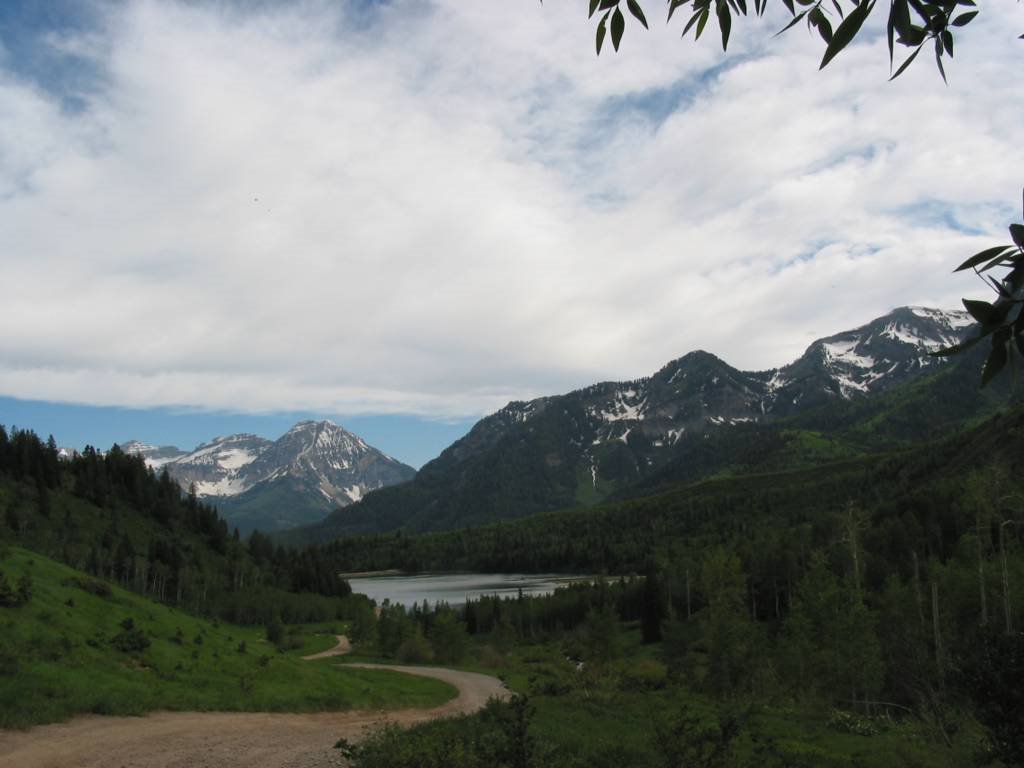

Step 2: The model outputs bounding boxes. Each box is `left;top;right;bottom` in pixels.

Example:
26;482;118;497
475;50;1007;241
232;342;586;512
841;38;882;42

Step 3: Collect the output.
239;420;414;506
297;306;982;539
756;306;975;413
124;421;415;533
144;433;273;496
443;307;974;462
119;440;188;468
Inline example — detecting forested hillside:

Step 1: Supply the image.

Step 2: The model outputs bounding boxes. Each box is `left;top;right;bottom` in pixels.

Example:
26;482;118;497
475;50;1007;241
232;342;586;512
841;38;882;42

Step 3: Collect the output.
0;426;356;625
288;314;1008;544
331;407;1024;768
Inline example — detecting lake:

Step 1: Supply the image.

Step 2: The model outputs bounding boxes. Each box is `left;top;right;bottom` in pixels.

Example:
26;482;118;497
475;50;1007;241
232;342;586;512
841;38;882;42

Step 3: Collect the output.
346;573;589;608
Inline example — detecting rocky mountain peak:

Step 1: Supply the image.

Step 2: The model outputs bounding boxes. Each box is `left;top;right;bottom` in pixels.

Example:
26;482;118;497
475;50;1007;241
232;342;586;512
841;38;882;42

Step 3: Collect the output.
124;420;416;532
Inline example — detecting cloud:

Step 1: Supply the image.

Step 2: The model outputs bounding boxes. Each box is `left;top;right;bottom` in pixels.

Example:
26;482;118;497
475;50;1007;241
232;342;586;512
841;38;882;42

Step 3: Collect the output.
1;0;1022;417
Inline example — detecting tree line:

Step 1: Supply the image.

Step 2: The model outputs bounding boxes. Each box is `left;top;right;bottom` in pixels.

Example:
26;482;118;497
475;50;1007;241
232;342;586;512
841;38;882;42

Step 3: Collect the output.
0;425;359;625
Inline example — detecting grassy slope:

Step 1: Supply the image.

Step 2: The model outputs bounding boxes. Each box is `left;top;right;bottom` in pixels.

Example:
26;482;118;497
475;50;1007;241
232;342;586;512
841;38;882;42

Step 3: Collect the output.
0;546;455;728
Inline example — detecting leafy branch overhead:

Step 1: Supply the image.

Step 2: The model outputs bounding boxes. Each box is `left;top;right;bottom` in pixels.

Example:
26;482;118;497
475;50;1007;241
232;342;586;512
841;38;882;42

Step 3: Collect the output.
934;195;1024;387
588;0;1003;81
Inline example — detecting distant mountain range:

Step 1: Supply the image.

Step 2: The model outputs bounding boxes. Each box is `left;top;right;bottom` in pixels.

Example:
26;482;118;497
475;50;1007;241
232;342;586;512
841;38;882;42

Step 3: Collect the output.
287;306;996;543
123;420;415;534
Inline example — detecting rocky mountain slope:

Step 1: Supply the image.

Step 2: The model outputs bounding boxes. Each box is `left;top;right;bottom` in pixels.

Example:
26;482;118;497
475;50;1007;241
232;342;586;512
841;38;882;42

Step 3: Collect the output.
124;420;415;533
290;306;989;541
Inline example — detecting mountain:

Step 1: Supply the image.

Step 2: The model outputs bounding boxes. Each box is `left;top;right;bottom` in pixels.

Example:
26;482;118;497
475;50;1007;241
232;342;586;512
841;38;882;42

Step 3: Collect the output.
118;440;188;468
125;420;415;534
289;306;988;542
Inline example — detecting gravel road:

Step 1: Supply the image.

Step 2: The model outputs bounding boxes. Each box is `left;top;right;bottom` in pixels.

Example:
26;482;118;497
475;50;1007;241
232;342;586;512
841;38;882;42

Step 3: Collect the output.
0;638;508;768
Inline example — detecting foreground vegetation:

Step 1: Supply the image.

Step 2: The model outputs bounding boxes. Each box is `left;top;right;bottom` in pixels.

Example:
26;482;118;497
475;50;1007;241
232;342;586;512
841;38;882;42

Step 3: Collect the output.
0;425;367;625
0;546;455;728
329;408;1024;767
339;619;1003;768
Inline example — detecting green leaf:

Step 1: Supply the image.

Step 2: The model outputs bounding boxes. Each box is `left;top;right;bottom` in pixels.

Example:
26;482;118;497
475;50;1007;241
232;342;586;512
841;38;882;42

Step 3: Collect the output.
934;37;947;84
954;245;1015;272
667;0;689;23
890;42;924;80
626;0;649;28
963;298;997;326
717;0;732;50
951;10;977;26
696;8;711;39
682;8;703;36
611;7;625;50
1011;224;1024;249
810;8;833;44
596;13;608;55
775;8;810;36
820;0;875;69
979;251;1019;273
954;246;1012;272
898;25;927;46
589;0;601;19
981;333;1009;387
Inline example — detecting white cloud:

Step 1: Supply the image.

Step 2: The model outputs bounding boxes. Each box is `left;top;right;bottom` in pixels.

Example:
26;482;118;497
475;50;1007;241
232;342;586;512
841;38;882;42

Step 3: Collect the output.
1;0;1021;417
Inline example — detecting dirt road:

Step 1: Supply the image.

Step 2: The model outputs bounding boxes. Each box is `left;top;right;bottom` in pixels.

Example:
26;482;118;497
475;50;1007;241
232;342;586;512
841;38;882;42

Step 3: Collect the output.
0;641;509;768
302;635;353;660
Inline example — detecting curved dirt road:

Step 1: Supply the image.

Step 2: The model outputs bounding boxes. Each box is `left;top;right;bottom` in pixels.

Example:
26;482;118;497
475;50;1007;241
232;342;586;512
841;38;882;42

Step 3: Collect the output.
0;640;509;768
302;635;353;661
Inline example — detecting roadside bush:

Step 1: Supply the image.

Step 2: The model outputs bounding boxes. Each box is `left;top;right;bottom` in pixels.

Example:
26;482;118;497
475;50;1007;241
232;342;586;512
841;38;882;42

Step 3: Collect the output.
340;696;535;768
476;644;508;669
396;629;434;664
526;663;574;697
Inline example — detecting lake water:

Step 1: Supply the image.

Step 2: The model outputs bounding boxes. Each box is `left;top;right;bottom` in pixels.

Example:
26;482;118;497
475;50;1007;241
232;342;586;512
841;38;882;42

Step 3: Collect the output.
347;573;588;608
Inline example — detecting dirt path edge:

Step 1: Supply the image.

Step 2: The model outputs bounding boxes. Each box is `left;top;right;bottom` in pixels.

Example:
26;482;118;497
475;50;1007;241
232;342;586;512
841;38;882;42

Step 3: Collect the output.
0;639;509;768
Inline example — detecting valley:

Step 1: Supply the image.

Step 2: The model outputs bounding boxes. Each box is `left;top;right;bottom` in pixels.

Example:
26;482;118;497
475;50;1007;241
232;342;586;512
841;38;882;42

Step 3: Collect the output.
2;302;1022;766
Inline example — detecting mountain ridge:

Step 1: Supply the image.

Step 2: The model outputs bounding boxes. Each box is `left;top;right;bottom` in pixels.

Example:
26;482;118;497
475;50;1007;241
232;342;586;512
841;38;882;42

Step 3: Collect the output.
287;305;986;542
123;420;415;534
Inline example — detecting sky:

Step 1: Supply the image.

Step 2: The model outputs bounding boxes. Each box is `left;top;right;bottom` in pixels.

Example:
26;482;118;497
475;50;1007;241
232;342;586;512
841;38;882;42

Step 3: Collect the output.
1;0;1022;467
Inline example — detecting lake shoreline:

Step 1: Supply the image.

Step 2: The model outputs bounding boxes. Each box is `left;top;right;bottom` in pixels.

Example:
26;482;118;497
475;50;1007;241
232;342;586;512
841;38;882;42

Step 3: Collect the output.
347;572;594;608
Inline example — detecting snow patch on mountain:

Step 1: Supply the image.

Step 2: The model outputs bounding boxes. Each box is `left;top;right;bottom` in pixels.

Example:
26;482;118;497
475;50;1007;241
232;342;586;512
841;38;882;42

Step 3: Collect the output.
910;306;974;328
592;387;647;422
822;340;875;368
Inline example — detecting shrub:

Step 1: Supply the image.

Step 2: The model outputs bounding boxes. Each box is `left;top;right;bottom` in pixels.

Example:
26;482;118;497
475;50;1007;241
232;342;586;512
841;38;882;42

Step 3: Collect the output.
0;571;15;607
65;577;111;598
396;630;434;664
266;618;285;645
111;618;150;653
826;709;879;737
15;572;32;605
619;659;668;691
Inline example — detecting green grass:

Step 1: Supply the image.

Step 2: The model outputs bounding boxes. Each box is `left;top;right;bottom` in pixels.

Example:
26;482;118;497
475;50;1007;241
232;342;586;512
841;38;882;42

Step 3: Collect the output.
436;635;984;768
777;429;860;466
0;546;456;728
